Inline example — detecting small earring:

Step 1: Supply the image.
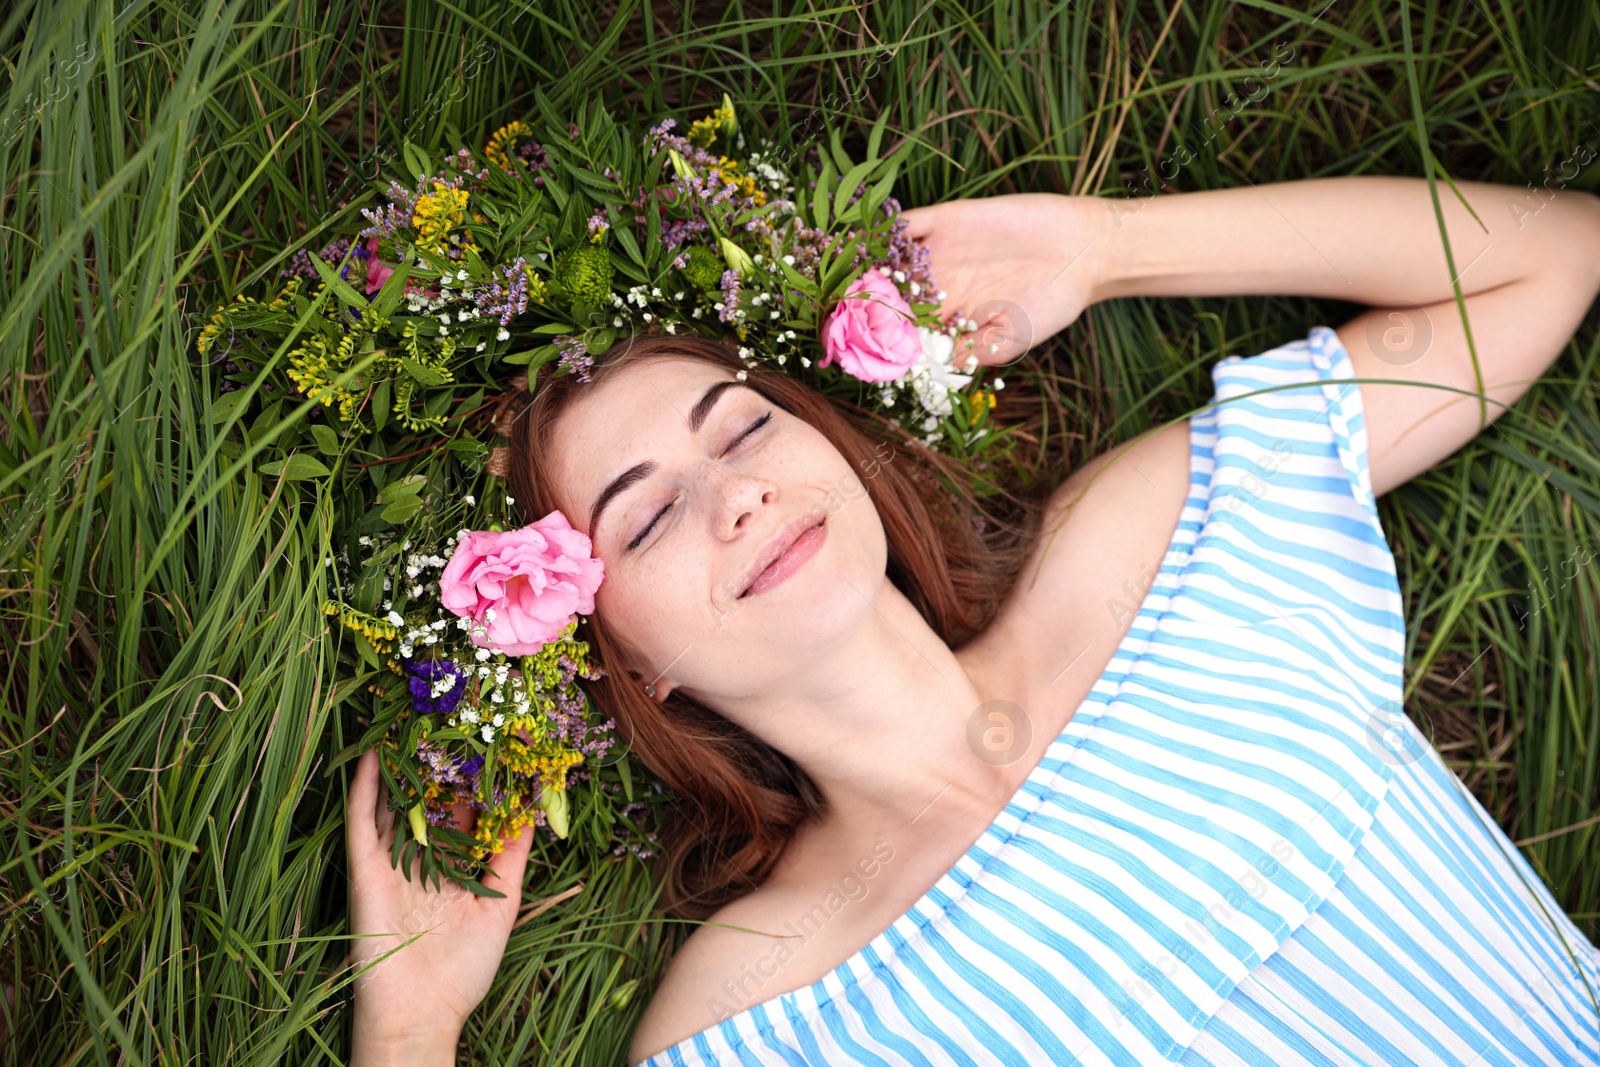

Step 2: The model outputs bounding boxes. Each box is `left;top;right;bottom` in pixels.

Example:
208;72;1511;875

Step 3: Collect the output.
643;683;656;697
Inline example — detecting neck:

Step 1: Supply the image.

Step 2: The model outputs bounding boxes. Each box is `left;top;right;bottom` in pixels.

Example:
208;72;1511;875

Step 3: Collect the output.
708;575;1021;852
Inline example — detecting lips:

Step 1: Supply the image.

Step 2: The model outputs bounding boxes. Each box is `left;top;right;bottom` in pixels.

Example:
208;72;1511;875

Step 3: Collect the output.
738;513;826;598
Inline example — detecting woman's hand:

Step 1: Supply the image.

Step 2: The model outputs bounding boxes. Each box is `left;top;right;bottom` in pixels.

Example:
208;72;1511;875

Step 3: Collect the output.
899;193;1114;368
345;747;536;1066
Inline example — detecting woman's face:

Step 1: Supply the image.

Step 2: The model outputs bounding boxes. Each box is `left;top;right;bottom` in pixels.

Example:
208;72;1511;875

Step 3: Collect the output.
546;356;887;703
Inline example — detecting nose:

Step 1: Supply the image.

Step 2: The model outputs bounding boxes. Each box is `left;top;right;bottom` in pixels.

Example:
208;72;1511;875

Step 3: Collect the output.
697;458;774;541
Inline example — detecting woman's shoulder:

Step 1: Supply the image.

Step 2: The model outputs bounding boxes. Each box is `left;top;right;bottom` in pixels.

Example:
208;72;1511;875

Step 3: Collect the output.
962;416;1194;716
625;894;768;1065
625;841;899;1065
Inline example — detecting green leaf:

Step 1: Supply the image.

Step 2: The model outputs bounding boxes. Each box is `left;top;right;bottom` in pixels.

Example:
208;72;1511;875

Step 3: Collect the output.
309;423;341;457
829;127;854;174
355;631;381;671
860;163;901;224
307;252;368;309
371;248;414;319
372;378;390;433
400;356;448;386
401;142;432;184
812;154;835;230
832;160;876;227
612;218;644;268
501;344;555;366
777;259;821;298
377;474;426;504
821;247;869;299
866;109;890;162
257;453;332;480
381;495;425;524
530;322;575;335
446;439;488;456
205;389;249;425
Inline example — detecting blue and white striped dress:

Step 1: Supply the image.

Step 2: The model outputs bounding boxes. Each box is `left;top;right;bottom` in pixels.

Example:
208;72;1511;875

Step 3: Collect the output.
642;325;1600;1066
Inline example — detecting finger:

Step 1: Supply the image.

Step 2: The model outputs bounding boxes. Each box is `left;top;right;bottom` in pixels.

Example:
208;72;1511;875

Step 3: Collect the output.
347;748;379;857
898;204;940;240
447;799;476;834
481;823;534;923
372;756;396;844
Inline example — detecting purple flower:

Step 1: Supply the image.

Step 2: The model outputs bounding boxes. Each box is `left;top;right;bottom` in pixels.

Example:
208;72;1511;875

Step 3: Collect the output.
717;269;742;324
555;334;593;382
401;655;468;716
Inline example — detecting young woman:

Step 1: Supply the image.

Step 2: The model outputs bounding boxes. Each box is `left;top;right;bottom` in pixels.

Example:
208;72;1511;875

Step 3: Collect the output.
346;176;1600;1066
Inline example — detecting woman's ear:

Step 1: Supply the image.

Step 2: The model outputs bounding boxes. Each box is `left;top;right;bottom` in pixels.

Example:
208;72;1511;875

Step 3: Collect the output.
627;670;675;703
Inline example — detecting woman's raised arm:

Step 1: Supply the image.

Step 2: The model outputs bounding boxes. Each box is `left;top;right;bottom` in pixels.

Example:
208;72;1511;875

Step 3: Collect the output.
908;177;1600;498
1096;175;1600;496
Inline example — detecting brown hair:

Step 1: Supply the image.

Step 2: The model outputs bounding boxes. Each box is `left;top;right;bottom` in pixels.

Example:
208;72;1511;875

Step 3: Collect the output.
493;330;1044;920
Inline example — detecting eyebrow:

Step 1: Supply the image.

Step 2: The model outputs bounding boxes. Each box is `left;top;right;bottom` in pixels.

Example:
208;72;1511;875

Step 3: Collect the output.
587;379;748;545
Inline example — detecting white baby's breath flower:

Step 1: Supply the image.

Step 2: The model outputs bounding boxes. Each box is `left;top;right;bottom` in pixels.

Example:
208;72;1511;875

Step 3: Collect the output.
905;326;976;421
464;494;475;506
481;725;495;742
485;607;496;622
439;312;452;324
506;495;515;504
496;327;510;341
476;647;491;662
387;610;404;626
493;713;505;727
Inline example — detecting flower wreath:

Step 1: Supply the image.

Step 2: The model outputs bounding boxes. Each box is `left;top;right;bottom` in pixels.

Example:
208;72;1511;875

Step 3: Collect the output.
198;90;1012;894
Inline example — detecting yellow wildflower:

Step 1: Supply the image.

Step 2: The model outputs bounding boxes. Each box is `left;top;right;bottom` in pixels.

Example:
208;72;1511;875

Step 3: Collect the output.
322;599;400;653
708;155;765;206
483;121;534;171
412;181;469;254
968;390;997;427
196;305;230;357
686;99;735;148
286;334;364;426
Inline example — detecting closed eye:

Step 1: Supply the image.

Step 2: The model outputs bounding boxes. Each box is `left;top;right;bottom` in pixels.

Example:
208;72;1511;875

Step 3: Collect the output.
625;410;774;551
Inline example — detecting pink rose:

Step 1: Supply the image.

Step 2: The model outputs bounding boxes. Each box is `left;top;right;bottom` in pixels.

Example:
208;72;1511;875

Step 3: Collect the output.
364;235;395;295
819;268;922;382
438;512;605;655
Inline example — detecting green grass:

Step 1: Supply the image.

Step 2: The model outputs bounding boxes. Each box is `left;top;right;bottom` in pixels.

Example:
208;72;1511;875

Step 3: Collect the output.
2;0;1598;1062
